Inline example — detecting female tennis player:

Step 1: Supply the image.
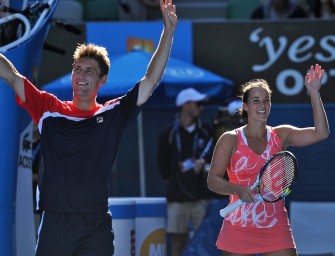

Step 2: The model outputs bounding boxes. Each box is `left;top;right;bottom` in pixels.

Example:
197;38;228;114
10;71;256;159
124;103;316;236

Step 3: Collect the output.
207;64;329;255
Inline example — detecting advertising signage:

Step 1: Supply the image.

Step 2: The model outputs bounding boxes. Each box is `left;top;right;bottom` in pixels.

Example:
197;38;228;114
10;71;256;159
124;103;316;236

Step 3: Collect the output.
194;20;335;103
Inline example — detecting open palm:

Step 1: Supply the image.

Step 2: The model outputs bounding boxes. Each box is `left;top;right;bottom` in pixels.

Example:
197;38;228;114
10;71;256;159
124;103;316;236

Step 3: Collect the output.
161;0;178;30
305;64;324;94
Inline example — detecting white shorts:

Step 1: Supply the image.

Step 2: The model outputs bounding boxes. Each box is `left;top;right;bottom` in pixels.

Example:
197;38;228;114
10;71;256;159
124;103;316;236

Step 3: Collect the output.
167;200;210;234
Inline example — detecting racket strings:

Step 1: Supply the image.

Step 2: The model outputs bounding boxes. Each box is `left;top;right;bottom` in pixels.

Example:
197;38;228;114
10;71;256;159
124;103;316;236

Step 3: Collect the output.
259;154;296;202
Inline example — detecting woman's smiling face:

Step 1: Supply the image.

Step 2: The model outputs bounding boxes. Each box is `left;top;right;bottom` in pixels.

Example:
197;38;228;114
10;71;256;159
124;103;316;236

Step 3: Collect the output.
244;87;271;122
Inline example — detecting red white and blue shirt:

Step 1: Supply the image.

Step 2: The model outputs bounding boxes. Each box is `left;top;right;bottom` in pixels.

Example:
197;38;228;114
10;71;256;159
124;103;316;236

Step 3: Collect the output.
17;77;141;213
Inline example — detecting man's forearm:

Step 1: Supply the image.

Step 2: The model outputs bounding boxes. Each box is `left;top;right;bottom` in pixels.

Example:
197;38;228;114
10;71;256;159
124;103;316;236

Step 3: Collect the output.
145;27;174;86
0;53;25;101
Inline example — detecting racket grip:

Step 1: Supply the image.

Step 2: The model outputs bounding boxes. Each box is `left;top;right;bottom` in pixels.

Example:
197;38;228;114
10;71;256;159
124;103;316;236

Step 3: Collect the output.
220;199;244;217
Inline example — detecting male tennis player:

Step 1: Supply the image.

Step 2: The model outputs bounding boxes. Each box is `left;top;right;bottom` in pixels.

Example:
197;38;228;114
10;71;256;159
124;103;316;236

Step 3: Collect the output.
0;0;177;255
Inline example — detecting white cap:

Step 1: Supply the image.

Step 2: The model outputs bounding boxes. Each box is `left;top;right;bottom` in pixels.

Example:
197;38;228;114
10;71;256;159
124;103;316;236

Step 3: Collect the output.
227;99;242;116
175;88;208;107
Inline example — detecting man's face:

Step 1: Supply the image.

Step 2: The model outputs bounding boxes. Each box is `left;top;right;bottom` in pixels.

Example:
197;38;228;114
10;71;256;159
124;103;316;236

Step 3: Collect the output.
71;57;107;99
184;101;205;119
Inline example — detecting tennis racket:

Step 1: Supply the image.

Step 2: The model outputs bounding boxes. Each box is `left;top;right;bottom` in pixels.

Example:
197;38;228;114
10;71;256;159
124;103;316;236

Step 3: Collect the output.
220;150;298;218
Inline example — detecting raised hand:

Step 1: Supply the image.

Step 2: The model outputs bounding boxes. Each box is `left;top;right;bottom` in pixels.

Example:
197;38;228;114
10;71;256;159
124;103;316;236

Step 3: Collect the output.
160;0;178;31
305;64;324;94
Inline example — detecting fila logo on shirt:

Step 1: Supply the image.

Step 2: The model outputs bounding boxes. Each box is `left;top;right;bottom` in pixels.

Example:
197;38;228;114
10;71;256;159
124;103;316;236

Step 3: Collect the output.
96;116;104;124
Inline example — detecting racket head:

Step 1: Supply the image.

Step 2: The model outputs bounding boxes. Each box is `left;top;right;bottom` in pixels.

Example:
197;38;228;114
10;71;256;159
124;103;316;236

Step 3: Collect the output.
257;151;298;202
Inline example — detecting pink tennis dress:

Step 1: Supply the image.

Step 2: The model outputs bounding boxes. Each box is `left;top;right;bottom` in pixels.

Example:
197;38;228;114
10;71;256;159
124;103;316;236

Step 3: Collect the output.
216;126;296;253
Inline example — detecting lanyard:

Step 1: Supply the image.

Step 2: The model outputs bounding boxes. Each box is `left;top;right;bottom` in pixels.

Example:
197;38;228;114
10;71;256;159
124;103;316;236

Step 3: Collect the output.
174;120;198;159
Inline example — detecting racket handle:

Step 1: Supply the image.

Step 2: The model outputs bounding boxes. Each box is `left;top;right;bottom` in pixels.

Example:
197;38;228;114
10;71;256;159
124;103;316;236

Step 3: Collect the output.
220;199;244;217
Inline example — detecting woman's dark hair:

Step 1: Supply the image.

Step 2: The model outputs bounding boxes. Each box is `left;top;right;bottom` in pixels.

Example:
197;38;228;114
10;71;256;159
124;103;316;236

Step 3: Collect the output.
238;78;272;119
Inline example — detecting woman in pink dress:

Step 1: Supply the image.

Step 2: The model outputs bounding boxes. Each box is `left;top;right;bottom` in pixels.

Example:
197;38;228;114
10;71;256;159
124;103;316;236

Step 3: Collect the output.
207;64;329;255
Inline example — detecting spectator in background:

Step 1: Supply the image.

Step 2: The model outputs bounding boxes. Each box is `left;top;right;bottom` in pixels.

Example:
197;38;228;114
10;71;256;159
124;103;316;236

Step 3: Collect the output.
212;99;245;144
119;0;147;20
157;88;214;256
309;0;335;18
251;0;308;19
142;0;161;20
119;0;160;20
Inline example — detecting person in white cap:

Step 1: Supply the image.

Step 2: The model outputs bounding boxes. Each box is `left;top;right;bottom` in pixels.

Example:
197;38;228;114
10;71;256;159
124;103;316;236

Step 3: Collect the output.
157;87;215;256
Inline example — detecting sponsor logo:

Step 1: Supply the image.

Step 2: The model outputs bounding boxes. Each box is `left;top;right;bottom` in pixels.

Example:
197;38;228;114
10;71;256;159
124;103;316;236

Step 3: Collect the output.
96;116;104;123
140;228;166;256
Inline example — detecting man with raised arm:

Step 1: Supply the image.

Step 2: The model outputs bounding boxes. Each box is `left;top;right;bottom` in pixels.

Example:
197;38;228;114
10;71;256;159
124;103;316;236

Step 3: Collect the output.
0;0;177;255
